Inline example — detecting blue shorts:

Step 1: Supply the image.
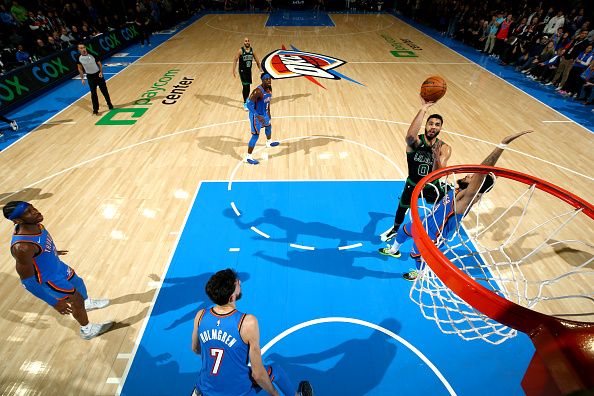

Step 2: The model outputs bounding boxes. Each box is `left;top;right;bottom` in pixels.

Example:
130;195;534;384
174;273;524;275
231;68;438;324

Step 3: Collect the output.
43;267;88;300
250;113;270;135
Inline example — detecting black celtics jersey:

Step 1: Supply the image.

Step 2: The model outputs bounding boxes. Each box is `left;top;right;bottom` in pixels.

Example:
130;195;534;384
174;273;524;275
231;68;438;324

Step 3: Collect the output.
238;47;254;72
406;134;439;184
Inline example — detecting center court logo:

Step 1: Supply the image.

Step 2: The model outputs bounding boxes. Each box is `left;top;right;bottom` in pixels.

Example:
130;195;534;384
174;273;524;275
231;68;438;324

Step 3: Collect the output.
262;45;363;88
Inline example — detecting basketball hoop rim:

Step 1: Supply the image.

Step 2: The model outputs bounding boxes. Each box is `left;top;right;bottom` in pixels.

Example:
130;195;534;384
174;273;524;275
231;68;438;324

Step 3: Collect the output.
410;165;594;335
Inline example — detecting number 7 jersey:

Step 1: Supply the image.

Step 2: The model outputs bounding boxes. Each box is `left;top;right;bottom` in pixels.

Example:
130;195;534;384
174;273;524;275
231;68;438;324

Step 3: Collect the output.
196;307;255;396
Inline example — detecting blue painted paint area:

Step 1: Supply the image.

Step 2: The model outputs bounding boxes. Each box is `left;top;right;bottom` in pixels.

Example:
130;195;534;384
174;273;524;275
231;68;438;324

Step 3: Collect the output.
392;13;594;133
0;13;205;151
266;11;335;26
121;181;533;396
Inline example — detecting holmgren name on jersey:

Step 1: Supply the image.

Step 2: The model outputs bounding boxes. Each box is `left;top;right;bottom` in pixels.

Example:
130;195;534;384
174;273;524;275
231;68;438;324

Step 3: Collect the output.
200;328;238;347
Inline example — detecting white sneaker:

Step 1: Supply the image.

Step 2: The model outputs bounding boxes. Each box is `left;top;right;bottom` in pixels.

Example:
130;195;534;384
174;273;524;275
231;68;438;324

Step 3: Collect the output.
80;321;114;340
380;226;396;242
85;298;110;311
10;121;18;131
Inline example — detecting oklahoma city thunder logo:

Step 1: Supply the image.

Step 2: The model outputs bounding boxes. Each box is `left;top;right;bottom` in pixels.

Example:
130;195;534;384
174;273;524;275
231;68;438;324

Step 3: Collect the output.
262;45;363;88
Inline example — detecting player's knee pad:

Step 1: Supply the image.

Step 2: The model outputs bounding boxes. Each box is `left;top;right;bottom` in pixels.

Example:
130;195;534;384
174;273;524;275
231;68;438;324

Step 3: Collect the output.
249;133;260;147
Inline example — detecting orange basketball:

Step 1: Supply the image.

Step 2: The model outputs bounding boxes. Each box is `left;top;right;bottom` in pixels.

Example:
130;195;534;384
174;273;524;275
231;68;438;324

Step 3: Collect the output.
420;76;447;102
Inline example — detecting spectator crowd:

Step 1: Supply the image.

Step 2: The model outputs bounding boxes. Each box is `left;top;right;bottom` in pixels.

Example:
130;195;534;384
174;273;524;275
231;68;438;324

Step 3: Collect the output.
0;0;201;73
397;1;594;107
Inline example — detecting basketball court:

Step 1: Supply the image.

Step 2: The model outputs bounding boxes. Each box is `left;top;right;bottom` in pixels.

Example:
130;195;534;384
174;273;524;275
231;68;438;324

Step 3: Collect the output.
0;11;592;396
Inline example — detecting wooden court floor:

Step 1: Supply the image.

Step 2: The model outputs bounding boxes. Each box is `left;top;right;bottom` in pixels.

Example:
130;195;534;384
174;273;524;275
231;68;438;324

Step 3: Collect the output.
0;13;592;395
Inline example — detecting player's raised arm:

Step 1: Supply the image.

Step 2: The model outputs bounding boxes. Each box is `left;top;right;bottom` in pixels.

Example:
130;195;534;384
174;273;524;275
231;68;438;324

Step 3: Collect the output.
456;130;533;212
406;96;434;148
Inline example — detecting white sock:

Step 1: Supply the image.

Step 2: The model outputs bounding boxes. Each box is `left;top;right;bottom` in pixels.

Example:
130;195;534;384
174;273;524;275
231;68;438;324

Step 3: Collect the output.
81;323;92;332
246;153;253;159
389;242;401;254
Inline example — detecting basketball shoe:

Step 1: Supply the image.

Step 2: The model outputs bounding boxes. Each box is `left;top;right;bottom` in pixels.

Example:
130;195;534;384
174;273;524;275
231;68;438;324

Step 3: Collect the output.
378;247;401;258
85;298;110;311
380;226;397;242
403;269;419;281
80;321;114;340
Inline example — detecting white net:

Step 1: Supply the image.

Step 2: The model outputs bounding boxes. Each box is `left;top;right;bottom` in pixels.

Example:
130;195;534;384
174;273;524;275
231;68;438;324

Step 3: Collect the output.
408;170;594;345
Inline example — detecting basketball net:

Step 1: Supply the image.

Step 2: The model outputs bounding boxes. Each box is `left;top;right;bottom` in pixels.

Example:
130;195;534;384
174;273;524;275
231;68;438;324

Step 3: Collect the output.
407;167;594;345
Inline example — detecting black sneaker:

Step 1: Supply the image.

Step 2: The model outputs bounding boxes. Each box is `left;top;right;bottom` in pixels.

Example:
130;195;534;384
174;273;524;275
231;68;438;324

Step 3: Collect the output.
403;270;419;281
297;381;313;396
108;104;114;110
92;111;99;116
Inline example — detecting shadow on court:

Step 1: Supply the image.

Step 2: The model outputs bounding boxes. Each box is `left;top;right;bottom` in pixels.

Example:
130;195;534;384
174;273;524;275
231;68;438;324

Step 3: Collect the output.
271;93;312;104
0;187;53;204
123;344;198;395
195;94;244;110
266;318;401;395
254;248;403;279
148;272;250;330
275;135;345;158
224;208;388;246
195;135;245;161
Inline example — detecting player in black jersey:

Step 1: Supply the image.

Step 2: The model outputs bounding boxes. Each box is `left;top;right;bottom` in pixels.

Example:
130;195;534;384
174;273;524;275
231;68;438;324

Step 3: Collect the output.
233;37;262;111
379;96;452;245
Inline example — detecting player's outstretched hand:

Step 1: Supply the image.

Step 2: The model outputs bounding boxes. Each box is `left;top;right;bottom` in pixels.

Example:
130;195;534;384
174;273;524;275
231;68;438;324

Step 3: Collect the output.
502;130;533;145
420;95;435;108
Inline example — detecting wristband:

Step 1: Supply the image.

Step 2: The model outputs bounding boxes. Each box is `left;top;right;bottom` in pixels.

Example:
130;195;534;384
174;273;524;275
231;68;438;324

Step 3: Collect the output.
21;277;57;306
497;143;507;149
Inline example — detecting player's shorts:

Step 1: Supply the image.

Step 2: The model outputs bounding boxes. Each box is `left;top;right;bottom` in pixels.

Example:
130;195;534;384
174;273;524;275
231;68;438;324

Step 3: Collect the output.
239;69;252;85
399;179;448;208
250;113;270;134
43;267;87;300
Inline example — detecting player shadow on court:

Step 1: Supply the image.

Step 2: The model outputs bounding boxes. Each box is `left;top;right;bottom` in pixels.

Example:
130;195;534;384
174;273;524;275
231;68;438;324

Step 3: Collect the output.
270;93;312;104
274;134;345;158
195;135;245;161
147;272;251;330
265;318;401;395
34;118;77;131
195;94;244;110
121;344;198;395
224;208;388;246
254;248;403;279
0;187;53;204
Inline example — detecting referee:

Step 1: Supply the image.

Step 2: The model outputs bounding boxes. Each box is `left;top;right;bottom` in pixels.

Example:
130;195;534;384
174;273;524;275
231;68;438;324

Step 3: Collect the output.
232;37;261;111
76;43;114;115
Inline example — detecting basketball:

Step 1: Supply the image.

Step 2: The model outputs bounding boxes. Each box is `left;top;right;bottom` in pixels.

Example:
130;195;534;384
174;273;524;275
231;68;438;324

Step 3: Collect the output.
420;76;447;102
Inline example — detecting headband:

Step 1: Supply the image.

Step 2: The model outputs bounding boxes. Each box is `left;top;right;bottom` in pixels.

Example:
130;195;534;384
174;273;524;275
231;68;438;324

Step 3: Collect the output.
8;202;29;220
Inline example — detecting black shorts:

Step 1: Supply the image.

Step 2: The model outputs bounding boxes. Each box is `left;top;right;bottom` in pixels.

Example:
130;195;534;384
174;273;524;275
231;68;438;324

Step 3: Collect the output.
239;69;252;85
399;179;446;208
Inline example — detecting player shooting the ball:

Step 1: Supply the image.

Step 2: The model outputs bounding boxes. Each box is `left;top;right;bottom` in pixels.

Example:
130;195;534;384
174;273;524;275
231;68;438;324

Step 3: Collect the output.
380;130;533;281
379;94;452;244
